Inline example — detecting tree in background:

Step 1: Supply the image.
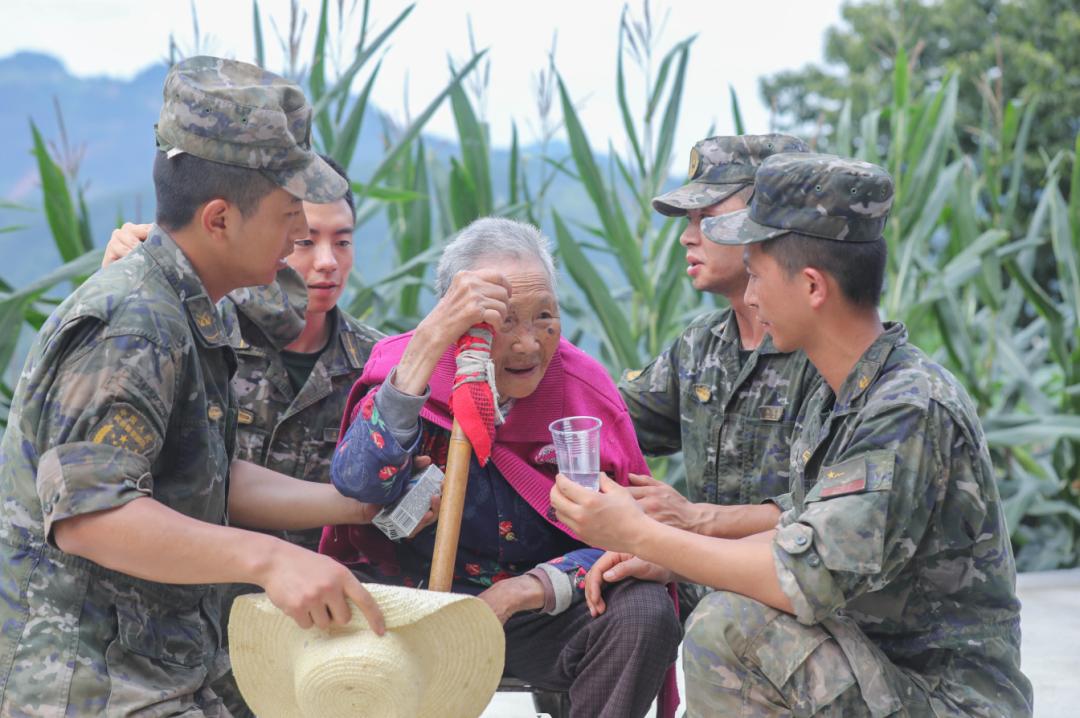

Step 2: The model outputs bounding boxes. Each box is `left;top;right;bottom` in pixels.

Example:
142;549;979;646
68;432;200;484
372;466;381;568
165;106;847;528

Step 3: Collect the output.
761;0;1080;170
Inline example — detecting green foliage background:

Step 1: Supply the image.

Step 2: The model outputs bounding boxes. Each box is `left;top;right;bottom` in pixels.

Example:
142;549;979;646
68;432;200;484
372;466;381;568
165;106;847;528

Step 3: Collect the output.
2;0;1078;569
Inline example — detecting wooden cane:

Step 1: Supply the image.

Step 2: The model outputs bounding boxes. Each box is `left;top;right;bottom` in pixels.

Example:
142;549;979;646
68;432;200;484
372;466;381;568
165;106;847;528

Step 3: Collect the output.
428;419;473;592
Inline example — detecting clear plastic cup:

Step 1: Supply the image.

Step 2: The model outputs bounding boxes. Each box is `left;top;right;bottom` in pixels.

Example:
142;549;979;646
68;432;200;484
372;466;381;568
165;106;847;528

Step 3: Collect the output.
548;416;602;491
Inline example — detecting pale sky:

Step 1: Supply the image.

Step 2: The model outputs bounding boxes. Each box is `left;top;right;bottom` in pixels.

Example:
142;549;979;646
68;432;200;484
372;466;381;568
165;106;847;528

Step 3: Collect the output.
0;0;843;155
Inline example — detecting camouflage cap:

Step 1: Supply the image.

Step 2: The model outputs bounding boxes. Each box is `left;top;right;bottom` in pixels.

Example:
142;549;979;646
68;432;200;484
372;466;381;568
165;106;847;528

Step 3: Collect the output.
652;134;809;217
155;56;347;204
702;153;893;245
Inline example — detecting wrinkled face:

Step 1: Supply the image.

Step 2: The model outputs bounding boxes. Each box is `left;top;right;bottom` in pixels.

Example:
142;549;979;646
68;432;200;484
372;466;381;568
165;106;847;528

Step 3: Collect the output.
287;198;355;315
743;243;808;353
680;192;749;295
478;257;561;400
232;188;307;287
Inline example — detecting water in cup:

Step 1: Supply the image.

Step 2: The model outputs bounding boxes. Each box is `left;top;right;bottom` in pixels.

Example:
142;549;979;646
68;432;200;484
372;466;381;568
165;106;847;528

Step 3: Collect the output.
564;453;600;491
548;416;602;491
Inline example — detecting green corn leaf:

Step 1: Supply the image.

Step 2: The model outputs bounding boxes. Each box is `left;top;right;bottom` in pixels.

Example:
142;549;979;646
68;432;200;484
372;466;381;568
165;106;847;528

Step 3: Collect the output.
350;183;425;203
447;158;479;229
551;210;639;369
449;83;493;216
252;0;265;68
333;59;382;170
833;99;852;155
651;40;692;194
985;414;1080;446
857;109;882;164
730;84;745;135
1002;96;1039;230
361;50;487;197
30;121;82;263
556;74;650;298
899;77;958;230
508;122;520;206
616;26;645;176
310;4;416;121
1047;187;1080;340
309;0;333;147
1070;130;1080;254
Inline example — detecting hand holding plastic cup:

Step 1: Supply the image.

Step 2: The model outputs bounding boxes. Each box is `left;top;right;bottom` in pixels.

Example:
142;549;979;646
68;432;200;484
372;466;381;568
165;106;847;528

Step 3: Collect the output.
548;416;602;491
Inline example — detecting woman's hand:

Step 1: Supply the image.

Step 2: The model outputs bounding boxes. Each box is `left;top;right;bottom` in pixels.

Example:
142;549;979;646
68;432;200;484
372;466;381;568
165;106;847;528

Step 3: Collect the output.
477;574;545;625
393;270;514;396
584;551;674;617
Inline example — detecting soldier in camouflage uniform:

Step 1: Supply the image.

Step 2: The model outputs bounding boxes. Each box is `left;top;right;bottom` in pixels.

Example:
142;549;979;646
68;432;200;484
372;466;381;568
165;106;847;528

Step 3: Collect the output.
618;135;821;613
103;154;387;718
553;153;1032;716
0;56;385;715
105;156;385;555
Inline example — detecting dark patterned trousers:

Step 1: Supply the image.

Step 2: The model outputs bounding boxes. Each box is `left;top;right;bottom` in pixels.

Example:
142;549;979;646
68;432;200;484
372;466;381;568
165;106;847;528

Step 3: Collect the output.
504;579;682;718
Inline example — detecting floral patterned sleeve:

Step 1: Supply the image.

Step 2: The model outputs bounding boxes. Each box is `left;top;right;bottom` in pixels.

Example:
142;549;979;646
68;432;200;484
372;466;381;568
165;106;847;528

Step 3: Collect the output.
330;387;419;503
530;547;604;614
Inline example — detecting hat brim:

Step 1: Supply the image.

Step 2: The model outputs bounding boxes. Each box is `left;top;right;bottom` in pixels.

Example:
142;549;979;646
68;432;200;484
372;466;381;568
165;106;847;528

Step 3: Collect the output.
701;208;791;245
230;586;505;718
264;153;349;204
651;181;748;217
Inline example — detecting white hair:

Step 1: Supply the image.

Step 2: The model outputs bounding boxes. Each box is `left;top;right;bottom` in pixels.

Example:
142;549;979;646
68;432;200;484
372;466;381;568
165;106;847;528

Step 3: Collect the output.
435;217;558;297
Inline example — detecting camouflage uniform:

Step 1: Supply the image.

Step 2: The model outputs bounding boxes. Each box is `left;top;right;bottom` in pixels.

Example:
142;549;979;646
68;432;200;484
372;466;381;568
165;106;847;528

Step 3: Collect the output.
684;155;1031;716
0;227;235;715
225;297;382;553
628;134;817;507
0;56;348;714
626;135;817;613
620;311;819;508
214;296;380;717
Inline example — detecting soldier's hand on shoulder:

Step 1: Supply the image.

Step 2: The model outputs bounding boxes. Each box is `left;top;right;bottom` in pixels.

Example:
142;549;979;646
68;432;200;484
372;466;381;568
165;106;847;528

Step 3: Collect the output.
102;222;152;268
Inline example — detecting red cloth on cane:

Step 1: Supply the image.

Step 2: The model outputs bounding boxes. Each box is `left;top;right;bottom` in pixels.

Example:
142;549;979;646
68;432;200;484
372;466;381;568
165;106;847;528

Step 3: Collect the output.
449;324;497;465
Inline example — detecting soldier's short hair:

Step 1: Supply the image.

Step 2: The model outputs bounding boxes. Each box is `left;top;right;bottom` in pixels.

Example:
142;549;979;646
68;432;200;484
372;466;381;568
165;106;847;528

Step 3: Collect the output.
153;151;279;231
760;233;886;308
319;153;355;223
435;217;558;297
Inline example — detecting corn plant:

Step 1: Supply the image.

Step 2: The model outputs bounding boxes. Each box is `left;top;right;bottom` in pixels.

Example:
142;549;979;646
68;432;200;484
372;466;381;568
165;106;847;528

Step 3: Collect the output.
0;120;103;427
820;52;1080;568
551;2;698;371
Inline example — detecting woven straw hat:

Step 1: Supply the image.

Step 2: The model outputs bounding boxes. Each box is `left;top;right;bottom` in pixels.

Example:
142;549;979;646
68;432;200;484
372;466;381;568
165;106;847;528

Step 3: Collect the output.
229;585;505;718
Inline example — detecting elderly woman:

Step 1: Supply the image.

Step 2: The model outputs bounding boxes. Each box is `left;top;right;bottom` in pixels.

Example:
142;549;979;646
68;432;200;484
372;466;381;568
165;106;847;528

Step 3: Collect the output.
321;217;680;718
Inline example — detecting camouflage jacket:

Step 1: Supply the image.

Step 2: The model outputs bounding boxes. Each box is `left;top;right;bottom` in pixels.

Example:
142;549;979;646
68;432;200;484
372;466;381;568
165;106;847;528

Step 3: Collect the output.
620;308;821;506
772;323;1032;716
0;226;234;712
227;304;382;552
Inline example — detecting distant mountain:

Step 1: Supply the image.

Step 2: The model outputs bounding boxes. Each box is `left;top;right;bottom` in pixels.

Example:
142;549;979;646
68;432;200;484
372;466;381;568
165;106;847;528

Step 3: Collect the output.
0;51;611;292
1;49;692;341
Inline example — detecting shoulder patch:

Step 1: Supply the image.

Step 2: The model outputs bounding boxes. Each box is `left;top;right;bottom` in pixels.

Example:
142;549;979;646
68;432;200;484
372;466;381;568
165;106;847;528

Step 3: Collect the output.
90;403;162;457
623;369;643;382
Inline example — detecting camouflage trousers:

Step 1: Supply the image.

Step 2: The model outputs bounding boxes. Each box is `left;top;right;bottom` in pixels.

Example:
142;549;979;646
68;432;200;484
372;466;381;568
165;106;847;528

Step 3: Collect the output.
683;591;934;717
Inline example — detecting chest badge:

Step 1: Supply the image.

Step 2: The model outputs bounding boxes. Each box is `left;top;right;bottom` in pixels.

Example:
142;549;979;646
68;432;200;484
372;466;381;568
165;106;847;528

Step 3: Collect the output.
693;384;712;403
207;404;224;422
759;406;784;422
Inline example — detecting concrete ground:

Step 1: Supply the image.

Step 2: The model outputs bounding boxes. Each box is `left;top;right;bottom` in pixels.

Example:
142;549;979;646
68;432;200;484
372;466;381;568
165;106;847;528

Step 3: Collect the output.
481;568;1080;717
